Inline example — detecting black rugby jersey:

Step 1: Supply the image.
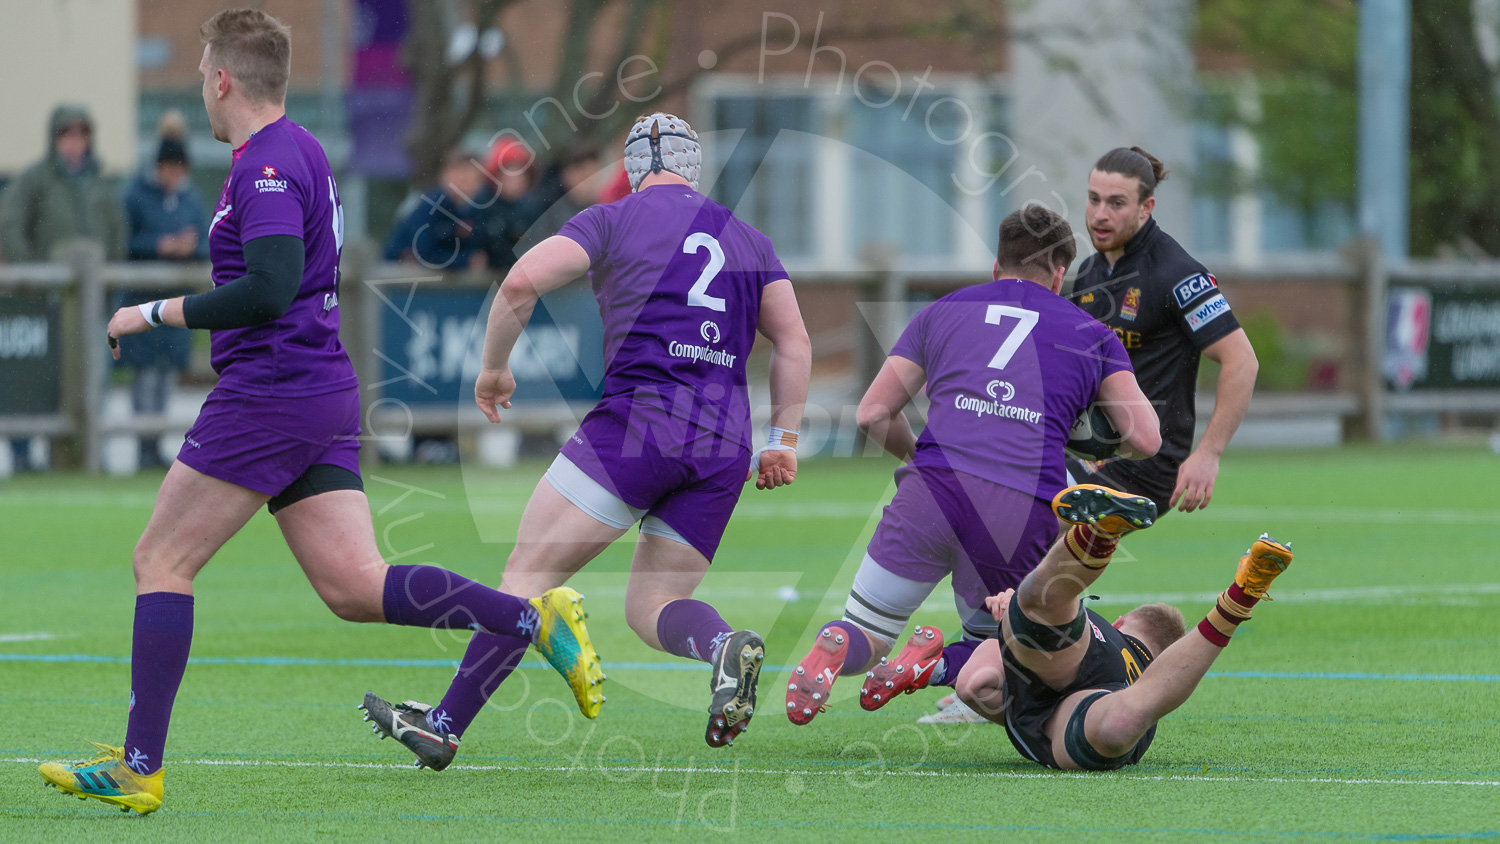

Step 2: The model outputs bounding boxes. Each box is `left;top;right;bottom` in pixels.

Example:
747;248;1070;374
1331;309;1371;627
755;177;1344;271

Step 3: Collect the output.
1068;217;1241;498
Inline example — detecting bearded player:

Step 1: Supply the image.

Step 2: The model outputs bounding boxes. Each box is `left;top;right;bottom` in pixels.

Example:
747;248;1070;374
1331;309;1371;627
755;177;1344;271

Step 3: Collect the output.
1069;147;1258;515
38;10;601;814
954;484;1293;771
786;206;1160;726
363;113;812;762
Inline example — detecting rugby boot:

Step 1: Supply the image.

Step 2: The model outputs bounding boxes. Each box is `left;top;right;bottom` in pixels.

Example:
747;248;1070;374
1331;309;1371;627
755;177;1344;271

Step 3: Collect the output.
917;696;989;724
359;693;458;770
530;586;606;719
1234;533;1293;599
39;742;163;814
1052;484;1157;536
786;626;846;726
861;625;944;711
707;629;764;747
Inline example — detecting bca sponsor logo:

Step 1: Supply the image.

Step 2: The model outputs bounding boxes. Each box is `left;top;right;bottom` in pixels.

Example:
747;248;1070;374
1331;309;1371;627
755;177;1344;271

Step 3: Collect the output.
1186;293;1231;332
255;164;288;193
1173;273;1218;308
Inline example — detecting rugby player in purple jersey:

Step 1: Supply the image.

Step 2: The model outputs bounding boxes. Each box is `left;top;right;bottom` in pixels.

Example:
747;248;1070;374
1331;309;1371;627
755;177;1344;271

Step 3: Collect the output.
363;113;812;761
39;10;600;814
785;206;1161;726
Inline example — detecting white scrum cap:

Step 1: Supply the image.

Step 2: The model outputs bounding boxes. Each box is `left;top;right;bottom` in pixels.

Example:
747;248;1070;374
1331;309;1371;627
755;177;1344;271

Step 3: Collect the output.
623;112;701;191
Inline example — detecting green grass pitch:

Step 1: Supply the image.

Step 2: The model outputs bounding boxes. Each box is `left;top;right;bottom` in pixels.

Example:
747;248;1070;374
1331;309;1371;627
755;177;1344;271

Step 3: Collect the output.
2;445;1497;841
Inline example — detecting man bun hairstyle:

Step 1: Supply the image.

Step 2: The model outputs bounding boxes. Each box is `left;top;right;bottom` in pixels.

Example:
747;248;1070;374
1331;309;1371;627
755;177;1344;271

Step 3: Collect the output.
1127;603;1186;654
995;204;1077;280
200;9;292;105
1094;146;1171;203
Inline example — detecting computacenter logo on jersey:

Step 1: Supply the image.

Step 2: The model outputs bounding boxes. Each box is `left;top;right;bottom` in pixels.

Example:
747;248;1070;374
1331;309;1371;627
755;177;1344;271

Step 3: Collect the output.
255;164;289;193
1173;273;1218;308
954;393;1042;424
1186;293;1232;332
668;340;737;367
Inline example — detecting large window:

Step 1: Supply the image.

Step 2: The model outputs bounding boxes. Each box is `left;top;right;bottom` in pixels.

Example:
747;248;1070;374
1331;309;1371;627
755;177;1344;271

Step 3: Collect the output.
700;81;1006;269
709;95;818;257
1191;89;1356;257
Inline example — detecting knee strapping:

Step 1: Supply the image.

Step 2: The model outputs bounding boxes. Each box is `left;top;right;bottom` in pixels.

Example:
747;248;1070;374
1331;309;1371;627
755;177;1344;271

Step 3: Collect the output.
1063;690;1133;770
1006;596;1086;652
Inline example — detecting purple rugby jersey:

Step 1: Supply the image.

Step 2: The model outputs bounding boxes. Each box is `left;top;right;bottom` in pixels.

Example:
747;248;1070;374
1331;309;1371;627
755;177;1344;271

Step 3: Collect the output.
890;277;1132;501
206;116;356;397
558;184;788;449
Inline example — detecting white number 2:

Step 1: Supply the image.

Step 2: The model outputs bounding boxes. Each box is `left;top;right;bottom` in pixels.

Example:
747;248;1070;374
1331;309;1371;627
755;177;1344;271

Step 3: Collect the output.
684;232;726;312
984;305;1038;369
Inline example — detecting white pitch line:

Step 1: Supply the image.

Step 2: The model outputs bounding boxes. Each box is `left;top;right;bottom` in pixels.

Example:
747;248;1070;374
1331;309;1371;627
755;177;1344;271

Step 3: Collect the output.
0;633;56;643
4;756;1495;788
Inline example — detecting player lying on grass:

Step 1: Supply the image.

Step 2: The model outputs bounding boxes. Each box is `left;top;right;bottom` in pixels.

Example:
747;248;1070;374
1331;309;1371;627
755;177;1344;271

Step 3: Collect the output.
37;10;600;815
954;484;1292;769
363;113;812;766
786;206;1160;726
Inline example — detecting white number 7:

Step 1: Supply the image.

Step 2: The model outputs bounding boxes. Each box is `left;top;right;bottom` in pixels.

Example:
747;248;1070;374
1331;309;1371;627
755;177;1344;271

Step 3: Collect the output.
984;305;1039;369
684;232;726;312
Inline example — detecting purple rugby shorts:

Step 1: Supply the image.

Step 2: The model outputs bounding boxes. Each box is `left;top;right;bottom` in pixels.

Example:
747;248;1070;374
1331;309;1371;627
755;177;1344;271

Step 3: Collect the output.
559;405;748;561
177;386;362;497
865;463;1058;613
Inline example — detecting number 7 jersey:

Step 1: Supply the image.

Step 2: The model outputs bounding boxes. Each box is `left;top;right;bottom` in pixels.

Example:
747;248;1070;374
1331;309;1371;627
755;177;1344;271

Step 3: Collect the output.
890;278;1133;500
558;184;788;450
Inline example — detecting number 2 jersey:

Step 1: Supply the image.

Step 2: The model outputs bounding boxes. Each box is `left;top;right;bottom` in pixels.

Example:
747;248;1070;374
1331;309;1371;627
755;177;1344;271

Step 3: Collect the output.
557;184;788;451
890;278;1133;502
206;116;355;398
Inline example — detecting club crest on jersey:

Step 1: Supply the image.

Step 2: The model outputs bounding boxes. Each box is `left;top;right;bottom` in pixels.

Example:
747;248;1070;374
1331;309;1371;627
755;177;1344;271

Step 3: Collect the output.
1173;273;1218;308
255;164;288;193
1120;287;1141;321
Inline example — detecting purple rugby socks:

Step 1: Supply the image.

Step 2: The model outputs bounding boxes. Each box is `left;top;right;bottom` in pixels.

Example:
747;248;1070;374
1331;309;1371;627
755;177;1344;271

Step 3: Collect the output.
655;599;734;663
821;620;873;673
123;592;194;776
382;565;540;639
428;631;531;739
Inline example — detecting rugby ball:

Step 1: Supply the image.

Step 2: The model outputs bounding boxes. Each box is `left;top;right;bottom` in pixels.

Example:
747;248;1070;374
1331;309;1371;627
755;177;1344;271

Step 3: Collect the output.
1066;403;1121;461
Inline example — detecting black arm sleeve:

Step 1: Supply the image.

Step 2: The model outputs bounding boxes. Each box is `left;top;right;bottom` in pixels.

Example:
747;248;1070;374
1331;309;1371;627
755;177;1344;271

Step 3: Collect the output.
182;234;304;330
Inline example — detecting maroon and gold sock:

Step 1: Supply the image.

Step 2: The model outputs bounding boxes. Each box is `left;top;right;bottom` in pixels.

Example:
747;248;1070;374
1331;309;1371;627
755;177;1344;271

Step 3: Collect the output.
1062;524;1120;569
1197;583;1260;647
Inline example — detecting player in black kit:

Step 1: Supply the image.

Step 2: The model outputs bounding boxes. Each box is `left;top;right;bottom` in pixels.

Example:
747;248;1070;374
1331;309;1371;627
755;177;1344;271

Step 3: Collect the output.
954;483;1293;770
1068;147;1259;514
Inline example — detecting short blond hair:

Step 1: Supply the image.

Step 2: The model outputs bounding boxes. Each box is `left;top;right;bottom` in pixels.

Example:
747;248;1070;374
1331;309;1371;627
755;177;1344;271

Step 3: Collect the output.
200;9;292;105
1126;603;1186;655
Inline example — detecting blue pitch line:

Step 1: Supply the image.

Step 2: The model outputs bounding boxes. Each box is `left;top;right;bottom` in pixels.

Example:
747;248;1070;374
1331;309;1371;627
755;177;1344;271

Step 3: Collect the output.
3;652;1500;683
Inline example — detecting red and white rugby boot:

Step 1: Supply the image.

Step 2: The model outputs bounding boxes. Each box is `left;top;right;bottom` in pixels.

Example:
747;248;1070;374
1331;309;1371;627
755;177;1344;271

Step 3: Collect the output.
785;626;848;725
861;625;944;711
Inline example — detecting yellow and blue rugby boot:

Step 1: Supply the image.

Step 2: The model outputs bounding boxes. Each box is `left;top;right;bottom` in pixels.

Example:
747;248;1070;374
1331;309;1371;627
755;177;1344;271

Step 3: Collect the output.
530;586;606;718
39;742;163;814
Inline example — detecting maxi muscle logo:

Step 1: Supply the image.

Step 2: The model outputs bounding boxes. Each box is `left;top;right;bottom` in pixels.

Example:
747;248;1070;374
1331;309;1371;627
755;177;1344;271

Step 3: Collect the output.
955;393;1042;424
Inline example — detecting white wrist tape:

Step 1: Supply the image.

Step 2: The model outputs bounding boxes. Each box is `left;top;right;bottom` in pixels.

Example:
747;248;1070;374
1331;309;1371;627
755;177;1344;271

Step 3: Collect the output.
751;427;799;473
138;301;165;327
